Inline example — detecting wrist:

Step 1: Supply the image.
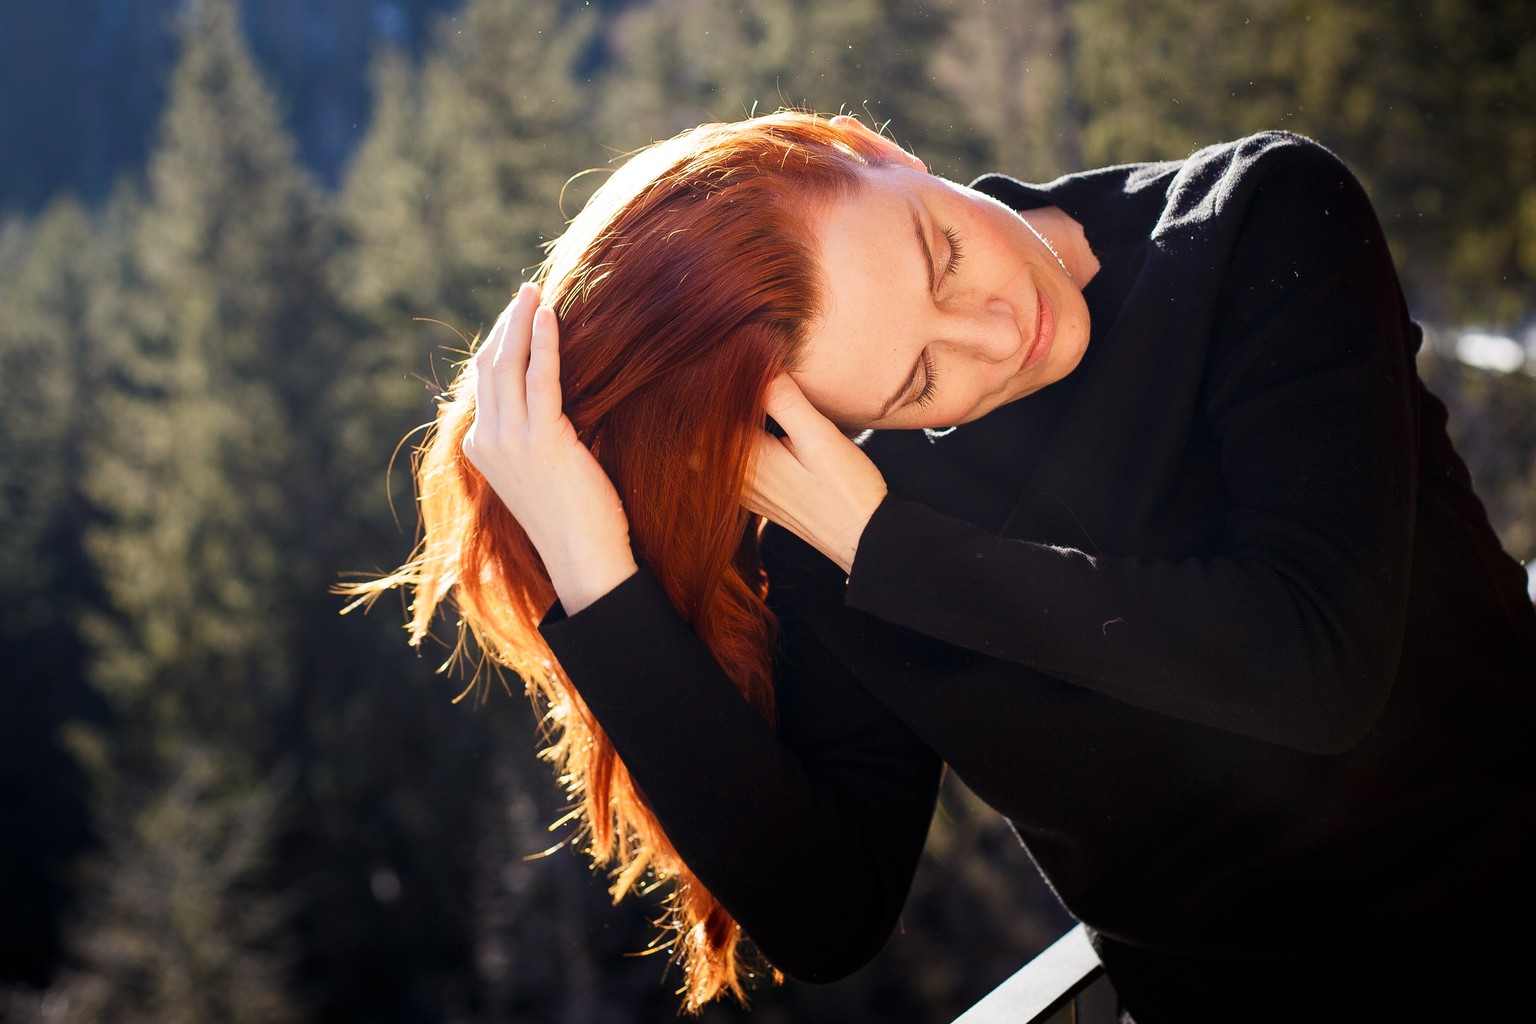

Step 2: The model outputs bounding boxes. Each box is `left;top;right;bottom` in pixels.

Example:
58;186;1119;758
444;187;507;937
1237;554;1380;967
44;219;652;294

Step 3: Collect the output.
827;487;885;574
546;546;640;616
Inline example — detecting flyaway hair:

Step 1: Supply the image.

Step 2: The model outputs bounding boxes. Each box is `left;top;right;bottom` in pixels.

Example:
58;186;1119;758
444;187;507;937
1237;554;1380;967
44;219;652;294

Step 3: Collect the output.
343;111;894;1009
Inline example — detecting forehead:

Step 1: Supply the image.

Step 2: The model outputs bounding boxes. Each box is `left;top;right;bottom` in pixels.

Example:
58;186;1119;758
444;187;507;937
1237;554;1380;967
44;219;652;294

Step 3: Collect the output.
795;167;928;425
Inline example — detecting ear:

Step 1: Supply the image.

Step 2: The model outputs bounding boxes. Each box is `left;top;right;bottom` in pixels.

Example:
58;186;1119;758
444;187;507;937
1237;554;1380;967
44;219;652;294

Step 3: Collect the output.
829;115;927;173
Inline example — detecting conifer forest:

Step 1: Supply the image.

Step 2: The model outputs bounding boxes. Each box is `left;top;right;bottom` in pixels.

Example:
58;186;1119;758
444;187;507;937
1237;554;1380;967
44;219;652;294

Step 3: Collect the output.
1;1;1533;1021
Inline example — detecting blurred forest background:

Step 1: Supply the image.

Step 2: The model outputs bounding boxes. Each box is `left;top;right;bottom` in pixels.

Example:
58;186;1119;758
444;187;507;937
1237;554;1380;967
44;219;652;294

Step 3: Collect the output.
1;0;1532;1021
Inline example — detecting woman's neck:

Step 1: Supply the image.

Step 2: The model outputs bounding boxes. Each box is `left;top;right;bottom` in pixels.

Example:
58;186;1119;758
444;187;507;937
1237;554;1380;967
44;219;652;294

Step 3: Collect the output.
1025;206;1100;287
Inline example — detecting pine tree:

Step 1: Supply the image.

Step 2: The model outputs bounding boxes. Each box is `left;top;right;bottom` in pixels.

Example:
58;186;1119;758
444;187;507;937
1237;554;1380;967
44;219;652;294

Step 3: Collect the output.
0;197;105;677
1066;0;1535;323
333;0;607;556
930;0;1084;182
0;194;116;987
596;0;981;176
61;0;320;1017
339;0;601;334
84;0;324;739
314;2;625;1015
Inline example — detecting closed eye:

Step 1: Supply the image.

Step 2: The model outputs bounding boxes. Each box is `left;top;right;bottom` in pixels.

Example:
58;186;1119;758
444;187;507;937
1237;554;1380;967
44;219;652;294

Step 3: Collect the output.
942;226;965;279
913;351;939;408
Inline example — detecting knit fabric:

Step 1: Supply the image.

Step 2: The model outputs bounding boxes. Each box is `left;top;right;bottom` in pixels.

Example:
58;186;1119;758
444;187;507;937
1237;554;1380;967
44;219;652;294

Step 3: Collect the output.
543;133;1536;1020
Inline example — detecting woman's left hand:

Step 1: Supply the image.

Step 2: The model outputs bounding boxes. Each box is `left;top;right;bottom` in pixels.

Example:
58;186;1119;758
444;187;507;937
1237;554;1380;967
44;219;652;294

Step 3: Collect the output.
746;376;889;574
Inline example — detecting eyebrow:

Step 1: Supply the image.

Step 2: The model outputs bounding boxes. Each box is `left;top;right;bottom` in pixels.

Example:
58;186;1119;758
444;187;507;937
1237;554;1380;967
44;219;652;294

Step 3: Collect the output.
911;201;937;294
870;204;936;422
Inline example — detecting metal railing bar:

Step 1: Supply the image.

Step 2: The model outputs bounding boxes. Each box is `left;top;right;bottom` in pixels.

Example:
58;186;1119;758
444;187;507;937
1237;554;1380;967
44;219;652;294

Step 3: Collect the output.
950;923;1105;1024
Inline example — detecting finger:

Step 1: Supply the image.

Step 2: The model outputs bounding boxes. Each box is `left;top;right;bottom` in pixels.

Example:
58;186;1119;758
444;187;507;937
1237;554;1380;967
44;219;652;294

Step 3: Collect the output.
492;283;540;423
493;283;539;374
741;432;782;518
747;425;783;479
473;307;510;428
764;374;837;442
525;305;563;427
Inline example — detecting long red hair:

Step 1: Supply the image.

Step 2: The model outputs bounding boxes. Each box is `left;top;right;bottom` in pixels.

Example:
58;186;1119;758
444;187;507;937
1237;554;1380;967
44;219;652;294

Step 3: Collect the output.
346;112;893;1009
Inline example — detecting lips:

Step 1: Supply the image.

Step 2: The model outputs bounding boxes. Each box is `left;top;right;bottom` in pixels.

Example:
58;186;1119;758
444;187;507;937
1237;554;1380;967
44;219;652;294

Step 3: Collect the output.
1020;286;1056;372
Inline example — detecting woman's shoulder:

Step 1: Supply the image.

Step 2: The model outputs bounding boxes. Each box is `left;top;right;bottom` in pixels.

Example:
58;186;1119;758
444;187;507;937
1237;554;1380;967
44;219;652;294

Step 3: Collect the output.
1157;131;1368;241
1186;130;1347;178
972;131;1365;253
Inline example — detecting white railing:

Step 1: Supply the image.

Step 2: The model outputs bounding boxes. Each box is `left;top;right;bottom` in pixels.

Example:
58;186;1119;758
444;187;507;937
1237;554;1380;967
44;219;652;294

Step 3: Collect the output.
950;924;1109;1024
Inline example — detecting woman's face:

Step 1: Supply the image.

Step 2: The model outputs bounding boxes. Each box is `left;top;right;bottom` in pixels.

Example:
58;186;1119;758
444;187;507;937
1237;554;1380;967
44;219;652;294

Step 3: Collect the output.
792;162;1092;432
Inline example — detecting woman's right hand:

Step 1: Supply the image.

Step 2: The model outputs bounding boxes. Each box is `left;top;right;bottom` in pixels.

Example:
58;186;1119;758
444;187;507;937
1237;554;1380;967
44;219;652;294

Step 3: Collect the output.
462;282;638;614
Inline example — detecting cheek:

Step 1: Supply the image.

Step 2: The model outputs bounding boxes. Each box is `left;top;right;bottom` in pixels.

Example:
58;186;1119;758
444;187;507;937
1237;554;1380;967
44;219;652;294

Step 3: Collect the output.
934;369;999;426
1052;288;1092;370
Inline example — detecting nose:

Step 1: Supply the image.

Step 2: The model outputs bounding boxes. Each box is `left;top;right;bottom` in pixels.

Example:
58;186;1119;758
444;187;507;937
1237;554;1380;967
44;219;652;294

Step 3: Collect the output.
941;297;1020;363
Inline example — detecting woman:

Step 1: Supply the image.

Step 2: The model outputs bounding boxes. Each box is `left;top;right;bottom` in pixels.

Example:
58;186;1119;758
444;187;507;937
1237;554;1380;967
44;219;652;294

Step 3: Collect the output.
356;112;1536;1020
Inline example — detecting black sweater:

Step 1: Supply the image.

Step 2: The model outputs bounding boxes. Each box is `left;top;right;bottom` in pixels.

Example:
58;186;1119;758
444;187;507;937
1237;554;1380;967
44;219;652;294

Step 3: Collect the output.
543;133;1536;1020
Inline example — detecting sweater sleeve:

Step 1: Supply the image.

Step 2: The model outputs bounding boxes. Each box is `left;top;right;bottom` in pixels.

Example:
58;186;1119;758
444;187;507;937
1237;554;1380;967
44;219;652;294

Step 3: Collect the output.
845;139;1418;755
540;568;942;981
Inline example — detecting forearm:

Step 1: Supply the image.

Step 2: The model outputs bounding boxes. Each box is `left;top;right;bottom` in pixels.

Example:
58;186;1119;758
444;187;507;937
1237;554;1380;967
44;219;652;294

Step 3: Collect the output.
541;568;941;978
846;495;1408;753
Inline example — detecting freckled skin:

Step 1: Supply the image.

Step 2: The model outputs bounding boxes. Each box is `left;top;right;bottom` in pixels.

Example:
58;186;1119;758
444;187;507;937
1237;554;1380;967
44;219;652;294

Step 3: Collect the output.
793;163;1097;432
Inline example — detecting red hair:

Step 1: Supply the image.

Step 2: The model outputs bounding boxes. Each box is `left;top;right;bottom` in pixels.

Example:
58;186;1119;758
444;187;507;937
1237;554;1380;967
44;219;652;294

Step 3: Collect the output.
347;112;894;1009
